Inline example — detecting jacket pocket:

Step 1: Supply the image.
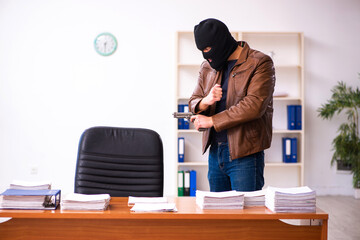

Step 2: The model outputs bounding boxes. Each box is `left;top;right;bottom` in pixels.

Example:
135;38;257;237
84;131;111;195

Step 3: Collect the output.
245;120;261;141
232;67;254;98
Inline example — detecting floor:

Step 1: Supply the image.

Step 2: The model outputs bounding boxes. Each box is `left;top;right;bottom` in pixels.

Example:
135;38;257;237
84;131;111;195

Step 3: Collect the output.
316;196;360;240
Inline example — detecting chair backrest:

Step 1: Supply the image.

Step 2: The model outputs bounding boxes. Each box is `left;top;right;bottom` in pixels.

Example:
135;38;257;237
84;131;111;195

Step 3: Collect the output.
74;127;163;197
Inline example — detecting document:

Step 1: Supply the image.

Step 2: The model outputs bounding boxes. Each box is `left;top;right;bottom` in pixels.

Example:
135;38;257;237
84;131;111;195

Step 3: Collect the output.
128;196;168;205
130;203;177;212
9;180;52;190
196;190;244;209
61;193;110;210
237;189;266;207
265;186;316;213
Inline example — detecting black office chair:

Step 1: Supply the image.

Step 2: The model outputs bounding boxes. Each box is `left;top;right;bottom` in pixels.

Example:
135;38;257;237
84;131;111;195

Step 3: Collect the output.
74;126;164;197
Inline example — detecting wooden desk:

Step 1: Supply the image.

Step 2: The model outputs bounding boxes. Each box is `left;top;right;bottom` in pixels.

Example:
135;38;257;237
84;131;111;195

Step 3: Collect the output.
0;197;328;240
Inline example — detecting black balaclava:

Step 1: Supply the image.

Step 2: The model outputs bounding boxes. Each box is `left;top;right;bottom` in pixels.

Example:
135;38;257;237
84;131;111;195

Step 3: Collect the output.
194;18;238;71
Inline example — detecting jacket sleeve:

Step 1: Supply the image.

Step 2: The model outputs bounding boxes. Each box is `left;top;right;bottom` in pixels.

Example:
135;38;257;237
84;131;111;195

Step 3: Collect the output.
212;55;275;132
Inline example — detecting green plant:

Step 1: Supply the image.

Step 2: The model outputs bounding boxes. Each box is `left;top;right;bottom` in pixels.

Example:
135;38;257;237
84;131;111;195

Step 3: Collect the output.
317;74;360;188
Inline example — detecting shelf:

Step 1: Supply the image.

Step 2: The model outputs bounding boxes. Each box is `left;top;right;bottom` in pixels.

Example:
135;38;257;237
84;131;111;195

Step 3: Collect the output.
273;97;301;101
177;63;201;67
273;129;303;134
178;129;303;134
265;162;302;167
178;129;201;133
178;162;208;166
274;65;302;69
179;96;301;101
178;162;302;167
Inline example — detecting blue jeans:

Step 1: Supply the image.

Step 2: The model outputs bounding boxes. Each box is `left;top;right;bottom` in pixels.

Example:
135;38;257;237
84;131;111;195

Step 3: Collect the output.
208;142;264;192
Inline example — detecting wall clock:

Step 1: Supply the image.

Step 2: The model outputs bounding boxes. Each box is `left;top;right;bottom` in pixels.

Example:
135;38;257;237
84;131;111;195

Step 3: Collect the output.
94;32;117;56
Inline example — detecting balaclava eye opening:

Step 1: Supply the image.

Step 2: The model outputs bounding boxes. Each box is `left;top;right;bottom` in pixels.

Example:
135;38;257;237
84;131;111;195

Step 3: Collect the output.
194;18;238;71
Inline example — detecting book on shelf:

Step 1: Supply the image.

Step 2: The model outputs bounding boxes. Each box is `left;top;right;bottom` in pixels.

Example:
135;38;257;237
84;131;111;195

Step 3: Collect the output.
178;170;184;196
60;193;110;211
178;137;185;162
282;137;298;163
287;105;302;130
178;170;197;197
177;104;190;129
184;171;190;196
0;189;60;210
189;170;197;197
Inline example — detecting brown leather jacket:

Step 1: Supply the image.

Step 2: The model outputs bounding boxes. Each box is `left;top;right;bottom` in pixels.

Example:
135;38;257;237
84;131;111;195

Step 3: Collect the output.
189;41;275;160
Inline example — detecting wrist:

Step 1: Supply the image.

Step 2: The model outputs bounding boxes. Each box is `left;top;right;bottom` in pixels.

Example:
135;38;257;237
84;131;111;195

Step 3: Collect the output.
199;98;210;111
210;117;214;127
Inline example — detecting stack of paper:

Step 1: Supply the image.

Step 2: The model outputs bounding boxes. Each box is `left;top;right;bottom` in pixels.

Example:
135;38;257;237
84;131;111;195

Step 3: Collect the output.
130;203;177;212
128;196;177;212
61;193;110;210
9;180;52;190
196;190;244;209
128;196;168;205
0;189;60;209
238;189;266;207
265;186;316;213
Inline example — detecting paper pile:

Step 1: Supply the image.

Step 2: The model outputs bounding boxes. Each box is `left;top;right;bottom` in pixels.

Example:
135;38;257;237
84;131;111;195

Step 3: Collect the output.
239;189;266;207
9;180;52;190
130;203;177;212
129;196;177;212
61;193;110;210
0;189;60;210
196;190;244;209
265;186;316;213
1;191;46;208
128;196;168;205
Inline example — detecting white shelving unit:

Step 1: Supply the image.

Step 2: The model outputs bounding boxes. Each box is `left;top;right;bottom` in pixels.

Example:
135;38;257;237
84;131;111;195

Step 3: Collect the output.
175;31;304;194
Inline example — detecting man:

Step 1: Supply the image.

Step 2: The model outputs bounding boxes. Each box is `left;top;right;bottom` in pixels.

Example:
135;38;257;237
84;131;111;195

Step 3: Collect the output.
189;18;275;192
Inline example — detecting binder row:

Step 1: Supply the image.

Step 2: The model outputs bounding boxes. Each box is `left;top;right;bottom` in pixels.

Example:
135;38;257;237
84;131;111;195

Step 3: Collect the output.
178;170;196;197
178;104;190;129
287;105;302;130
282;137;297;163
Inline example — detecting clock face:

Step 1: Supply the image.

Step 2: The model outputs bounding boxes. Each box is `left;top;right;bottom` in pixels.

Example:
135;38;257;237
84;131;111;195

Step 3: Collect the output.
94;32;117;56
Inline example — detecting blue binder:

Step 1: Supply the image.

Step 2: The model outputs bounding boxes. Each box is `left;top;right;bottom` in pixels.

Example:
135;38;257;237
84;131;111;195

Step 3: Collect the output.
183;104;190;129
190;170;197;197
0;189;61;210
287;105;302;130
291;138;298;163
177;104;190;129
282;137;292;162
282;137;298;163
295;105;302;130
178;137;185;162
178;104;184;129
287;105;296;130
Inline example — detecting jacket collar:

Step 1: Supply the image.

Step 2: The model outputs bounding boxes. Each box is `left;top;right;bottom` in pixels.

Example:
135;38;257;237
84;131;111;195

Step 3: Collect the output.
235;41;249;66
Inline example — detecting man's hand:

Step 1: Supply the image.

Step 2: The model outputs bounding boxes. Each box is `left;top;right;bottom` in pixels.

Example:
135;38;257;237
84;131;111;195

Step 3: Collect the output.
198;84;222;111
203;84;222;106
190;115;214;131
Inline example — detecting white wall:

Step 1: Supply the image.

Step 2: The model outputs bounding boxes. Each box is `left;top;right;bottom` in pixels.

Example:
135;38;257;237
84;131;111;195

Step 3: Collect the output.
0;0;359;196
